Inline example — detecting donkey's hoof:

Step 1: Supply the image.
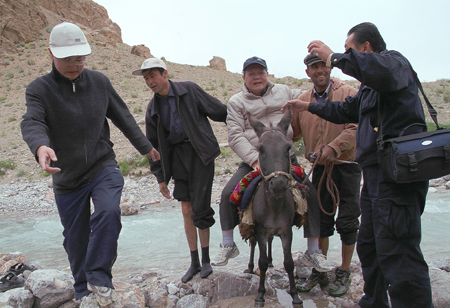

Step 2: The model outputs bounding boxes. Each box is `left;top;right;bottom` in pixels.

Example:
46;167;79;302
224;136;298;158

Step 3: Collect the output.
293;303;303;308
244;268;254;274
254;300;265;308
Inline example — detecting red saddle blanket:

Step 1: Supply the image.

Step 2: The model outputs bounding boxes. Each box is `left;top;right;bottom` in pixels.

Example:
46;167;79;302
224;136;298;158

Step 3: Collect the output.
230;165;305;206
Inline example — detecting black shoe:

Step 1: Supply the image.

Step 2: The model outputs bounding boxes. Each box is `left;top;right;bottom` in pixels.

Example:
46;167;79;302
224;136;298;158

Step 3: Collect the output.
8;262;36;275
0;272;26;292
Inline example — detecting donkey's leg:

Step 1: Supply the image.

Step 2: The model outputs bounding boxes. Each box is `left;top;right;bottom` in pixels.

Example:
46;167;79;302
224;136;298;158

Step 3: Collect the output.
268;235;274;268
282;231;303;308
244;237;256;274
255;235;269;307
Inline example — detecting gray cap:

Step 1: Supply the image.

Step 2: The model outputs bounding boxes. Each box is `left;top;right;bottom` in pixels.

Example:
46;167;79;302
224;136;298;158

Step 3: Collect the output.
49;22;91;58
304;54;324;66
132;58;167;76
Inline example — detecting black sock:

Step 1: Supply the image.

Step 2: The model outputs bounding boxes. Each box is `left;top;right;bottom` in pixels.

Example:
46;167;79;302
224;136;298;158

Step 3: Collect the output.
201;246;210;263
201;246;213;278
181;250;201;283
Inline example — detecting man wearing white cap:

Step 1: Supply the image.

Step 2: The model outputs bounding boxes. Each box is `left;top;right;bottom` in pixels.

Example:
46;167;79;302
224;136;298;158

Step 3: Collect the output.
21;22;159;306
133;58;227;283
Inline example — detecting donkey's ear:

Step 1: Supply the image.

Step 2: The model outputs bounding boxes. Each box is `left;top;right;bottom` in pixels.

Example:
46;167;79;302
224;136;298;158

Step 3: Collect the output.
276;104;291;134
248;113;266;137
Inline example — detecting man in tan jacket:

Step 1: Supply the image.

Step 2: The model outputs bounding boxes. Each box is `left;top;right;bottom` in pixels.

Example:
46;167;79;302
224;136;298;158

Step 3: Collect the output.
293;54;361;297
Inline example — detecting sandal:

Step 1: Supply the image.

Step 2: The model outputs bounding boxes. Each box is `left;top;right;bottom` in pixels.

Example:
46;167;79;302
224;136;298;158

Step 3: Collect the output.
7;262;36;275
0;272;26;292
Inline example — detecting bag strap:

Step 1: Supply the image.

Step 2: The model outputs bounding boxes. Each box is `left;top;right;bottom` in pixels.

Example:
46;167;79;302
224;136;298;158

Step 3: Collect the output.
377;59;440;141
408;61;441;129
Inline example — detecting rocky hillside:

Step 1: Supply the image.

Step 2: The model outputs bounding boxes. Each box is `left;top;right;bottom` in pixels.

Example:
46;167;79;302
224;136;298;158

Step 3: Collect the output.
0;0;449;184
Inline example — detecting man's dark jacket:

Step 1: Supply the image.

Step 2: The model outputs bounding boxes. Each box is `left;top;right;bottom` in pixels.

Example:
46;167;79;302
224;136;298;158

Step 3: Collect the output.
308;48;426;167
145;81;227;184
21;63;153;194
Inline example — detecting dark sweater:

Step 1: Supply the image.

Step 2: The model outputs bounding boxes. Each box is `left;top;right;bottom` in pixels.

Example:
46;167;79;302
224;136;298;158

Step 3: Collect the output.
21;63;153;194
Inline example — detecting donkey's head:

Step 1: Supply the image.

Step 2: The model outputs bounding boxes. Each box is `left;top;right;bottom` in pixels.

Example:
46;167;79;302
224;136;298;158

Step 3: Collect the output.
248;105;292;197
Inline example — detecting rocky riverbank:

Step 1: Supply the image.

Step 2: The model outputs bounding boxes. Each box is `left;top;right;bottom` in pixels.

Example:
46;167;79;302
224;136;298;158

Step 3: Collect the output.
2;175;450;307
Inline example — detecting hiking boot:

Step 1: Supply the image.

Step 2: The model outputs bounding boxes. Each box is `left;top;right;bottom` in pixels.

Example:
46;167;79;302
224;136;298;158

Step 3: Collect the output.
297;269;329;292
87;283;118;307
329;268;351;297
300;249;334;272
211;243;239;266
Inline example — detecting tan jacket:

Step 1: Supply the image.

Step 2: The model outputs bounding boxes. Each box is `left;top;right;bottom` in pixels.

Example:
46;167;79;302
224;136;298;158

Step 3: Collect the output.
292;84;358;164
227;81;303;166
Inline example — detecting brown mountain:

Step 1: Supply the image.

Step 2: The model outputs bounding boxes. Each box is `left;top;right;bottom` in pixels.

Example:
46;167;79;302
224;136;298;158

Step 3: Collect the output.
0;0;448;184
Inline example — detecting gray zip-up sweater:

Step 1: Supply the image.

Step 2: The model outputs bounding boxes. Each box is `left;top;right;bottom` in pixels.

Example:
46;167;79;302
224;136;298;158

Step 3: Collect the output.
21;63;153;194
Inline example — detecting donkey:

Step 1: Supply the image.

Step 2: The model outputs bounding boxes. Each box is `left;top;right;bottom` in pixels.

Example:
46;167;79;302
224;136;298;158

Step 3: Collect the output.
246;106;303;308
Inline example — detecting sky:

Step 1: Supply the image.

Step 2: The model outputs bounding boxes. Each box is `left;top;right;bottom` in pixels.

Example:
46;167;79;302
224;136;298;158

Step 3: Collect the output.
94;0;450;82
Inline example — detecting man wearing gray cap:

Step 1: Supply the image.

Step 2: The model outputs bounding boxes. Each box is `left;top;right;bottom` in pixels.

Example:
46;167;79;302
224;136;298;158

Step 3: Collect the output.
292;54;360;297
21;22;159;306
212;56;339;272
133;58;227;283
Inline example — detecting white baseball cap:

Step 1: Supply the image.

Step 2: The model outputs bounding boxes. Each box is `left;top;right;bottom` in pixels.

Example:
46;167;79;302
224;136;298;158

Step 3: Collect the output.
132;58;167;76
49;22;91;58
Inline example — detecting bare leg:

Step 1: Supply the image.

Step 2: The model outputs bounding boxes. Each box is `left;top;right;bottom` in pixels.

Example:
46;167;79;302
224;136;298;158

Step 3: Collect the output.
181;201;201;283
182;201;198;250
319;237;329;255
341;243;355;271
198;228;210;248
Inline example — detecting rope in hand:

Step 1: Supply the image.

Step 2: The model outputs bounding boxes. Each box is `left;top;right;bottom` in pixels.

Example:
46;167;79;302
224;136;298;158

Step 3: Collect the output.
302;147;340;216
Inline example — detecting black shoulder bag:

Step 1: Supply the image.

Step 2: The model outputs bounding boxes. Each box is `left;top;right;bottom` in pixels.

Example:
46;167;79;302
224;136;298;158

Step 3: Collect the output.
376;66;450;183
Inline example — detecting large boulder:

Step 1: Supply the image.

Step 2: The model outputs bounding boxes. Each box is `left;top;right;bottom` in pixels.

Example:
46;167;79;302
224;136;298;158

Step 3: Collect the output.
430;268;450;307
114;281;146;308
0;253;26;276
175;294;209;308
131;45;153;59
7;288;35;308
38;0;122;43
0;0;47;48
209;56;226;71
24;269;74;308
0;0;122;54
185;270;268;303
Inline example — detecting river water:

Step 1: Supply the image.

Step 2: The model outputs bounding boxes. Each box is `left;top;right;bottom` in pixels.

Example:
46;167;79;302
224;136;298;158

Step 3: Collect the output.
1;189;449;306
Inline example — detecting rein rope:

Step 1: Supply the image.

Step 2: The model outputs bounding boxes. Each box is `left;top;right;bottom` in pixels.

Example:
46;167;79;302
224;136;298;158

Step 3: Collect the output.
302;147;340;216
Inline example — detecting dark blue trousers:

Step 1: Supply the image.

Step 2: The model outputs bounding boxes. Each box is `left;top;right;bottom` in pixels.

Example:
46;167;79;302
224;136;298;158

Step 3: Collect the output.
357;164;433;308
55;165;124;299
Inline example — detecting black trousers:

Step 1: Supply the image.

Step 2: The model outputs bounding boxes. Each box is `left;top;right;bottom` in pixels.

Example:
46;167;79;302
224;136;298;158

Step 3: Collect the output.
171;141;215;229
312;163;361;245
55;165;123;300
357;164;433;308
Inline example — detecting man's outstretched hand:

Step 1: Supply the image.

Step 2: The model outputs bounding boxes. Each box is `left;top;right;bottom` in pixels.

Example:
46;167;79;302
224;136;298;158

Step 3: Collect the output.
281;99;310;114
36;145;61;174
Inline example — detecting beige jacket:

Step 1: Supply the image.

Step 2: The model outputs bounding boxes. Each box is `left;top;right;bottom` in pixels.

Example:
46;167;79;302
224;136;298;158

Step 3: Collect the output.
292;84;358;164
227;81;303;166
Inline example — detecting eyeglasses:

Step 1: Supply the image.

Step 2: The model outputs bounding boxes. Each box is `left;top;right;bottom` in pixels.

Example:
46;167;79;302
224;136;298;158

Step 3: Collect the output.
57;56;87;66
